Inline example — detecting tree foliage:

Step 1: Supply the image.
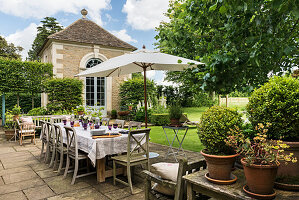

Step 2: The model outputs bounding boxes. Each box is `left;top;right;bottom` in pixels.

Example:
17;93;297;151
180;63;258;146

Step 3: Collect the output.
45;78;83;113
28;17;63;61
0;36;23;60
156;0;299;94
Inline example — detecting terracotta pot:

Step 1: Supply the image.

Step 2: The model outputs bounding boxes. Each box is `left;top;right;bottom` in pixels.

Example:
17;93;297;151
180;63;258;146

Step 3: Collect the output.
13;115;19;121
118;111;130;116
170;118;181;126
241;158;279;195
78;111;84;115
277;141;299;177
201;150;239;181
5;130;15;141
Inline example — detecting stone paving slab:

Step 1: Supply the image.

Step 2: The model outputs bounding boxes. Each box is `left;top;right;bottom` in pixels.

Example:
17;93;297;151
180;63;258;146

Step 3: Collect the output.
0;166;32;176
0;153;36;163
47;187;109;200
0;191;27;200
2;159;40;169
0;147;16;155
30;162;51;172
2;169;40;184
13;145;41;152
0;178;45;195
104;187;132;200
0;177;4;186
44;175;91;194
23;185;55;200
0;151;32;159
36;168;59;179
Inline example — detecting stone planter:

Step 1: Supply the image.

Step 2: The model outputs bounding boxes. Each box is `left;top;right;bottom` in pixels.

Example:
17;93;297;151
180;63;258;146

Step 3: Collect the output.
5;129;15;141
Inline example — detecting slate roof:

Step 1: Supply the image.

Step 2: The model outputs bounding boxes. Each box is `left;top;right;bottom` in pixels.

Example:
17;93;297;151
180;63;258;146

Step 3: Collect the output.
47;18;137;50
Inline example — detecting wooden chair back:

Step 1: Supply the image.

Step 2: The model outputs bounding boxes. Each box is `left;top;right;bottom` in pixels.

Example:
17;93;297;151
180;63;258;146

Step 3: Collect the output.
53;124;63;151
127;128;151;163
114;119;125;128
64;126;78;158
128;121;142;131
101;117;110;126
46;122;54;143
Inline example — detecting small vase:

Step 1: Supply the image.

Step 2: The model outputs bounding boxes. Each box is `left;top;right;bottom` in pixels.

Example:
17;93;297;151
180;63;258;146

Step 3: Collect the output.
95;124;99;129
83;123;88;130
63;120;67;125
70;121;74;127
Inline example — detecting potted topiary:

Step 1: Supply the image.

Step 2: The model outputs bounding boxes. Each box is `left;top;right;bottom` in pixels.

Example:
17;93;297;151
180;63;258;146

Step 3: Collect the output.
226;123;297;199
11;104;21;121
77;105;85;115
169;103;183;126
247;75;299;189
197;106;243;184
4;110;16;140
111;109;117;119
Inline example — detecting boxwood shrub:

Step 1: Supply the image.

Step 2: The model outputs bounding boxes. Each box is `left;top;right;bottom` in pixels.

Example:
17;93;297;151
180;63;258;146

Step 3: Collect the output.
151;113;170;125
197;106;243;155
247;76;299;141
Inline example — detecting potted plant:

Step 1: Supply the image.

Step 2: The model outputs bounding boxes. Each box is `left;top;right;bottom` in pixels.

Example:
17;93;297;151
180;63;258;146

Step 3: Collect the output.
111;109;117;119
3;110;16;140
226;123;297;198
247;76;299;189
11;104;21;121
169;103;183;126
197;106;243;184
77;105;85;115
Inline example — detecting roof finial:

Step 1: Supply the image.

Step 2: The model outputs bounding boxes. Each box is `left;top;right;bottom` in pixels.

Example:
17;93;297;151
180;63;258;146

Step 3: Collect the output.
142;45;146;49
81;9;88;19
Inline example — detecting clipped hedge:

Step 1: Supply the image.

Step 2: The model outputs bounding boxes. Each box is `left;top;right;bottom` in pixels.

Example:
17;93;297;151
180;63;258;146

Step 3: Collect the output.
151;113;170;125
247;76;299;141
197;106;243;155
45;78;83;113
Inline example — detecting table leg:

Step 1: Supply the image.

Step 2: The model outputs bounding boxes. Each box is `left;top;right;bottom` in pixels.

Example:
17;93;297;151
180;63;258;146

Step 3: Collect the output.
96;158;106;183
187;182;195;200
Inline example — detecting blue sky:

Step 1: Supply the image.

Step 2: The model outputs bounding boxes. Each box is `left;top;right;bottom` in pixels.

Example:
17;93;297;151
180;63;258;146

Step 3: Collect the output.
0;0;171;84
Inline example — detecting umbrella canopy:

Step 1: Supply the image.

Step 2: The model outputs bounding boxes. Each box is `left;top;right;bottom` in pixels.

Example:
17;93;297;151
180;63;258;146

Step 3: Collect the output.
76;48;204;127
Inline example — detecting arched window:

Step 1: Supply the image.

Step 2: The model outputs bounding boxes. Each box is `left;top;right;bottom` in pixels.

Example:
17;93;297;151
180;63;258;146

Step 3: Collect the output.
85;58;105;106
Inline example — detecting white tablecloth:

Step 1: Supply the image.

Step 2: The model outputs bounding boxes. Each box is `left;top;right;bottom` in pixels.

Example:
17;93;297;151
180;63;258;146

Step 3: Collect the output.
56;123;145;166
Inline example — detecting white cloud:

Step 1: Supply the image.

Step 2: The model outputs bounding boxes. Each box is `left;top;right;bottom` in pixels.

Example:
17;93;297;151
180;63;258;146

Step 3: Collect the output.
122;0;170;30
5;23;38;60
110;29;137;43
0;0;111;26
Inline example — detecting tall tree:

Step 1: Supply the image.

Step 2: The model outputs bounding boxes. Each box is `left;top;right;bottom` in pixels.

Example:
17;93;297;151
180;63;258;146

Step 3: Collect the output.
156;0;299;94
0;36;23;60
28;17;63;61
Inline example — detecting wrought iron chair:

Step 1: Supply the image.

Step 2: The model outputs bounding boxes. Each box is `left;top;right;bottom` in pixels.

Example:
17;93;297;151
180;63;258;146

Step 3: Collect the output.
53;124;66;174
143;159;207;200
114;119;125;129
16;119;36;145
112;128;151;194
128;121;142;131
101;117;110;126
63;126;96;184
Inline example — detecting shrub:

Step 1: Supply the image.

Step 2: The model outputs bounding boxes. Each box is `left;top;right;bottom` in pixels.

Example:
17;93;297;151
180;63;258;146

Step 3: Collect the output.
247;76;299;141
111;110;117;119
11;105;21;115
134;107;152;122
169;103;183;119
27;107;47;116
151;113;170;125
45;78;83;113
197;106;243;155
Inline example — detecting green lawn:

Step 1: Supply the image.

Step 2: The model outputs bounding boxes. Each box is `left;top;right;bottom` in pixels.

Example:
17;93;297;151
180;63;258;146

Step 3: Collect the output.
149;102;248;152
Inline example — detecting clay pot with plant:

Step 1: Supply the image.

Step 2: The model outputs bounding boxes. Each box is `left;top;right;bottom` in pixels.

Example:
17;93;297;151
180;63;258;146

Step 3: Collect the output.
197;106;243;184
3;110;16;140
247;76;299;188
77;105;85;115
11;104;21;121
169;103;183;126
226;123;297;198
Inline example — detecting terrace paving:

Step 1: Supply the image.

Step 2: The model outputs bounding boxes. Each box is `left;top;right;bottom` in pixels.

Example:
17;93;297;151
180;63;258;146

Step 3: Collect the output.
0;128;202;200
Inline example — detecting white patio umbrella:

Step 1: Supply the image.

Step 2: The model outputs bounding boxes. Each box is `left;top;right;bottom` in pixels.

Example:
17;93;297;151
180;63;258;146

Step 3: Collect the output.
76;47;204;127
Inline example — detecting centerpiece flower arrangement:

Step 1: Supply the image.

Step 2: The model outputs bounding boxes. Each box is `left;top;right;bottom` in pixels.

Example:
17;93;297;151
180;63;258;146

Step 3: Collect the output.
225;123;297;197
81;115;90;130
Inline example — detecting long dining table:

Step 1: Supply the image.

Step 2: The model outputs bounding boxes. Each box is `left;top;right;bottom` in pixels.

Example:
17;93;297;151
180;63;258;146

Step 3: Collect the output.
56;123;146;183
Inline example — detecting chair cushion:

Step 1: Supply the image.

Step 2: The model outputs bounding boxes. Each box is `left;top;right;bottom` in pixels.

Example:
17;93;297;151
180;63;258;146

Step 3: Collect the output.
20;117;34;125
151;162;179;182
151;162;179;196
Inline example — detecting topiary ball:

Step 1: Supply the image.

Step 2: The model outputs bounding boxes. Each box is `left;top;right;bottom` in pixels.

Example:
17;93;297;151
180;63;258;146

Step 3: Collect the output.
198;106;243;155
247;76;299;141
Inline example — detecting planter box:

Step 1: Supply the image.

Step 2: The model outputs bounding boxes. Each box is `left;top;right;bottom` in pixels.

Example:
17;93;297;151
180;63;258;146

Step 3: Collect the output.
4;129;15;141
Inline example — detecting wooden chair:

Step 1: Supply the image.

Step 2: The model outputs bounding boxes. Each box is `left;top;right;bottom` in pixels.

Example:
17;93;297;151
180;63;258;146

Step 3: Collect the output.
114;119;125;129
112;128;151;194
128;121;142;131
63;126;96;184
101;117;110;126
16;119;36;145
45;122;55;166
143;159;207;200
40;121;48;160
53;124;66;174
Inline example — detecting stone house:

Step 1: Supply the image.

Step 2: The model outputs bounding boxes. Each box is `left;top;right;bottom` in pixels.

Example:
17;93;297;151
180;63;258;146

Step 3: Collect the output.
38;10;137;116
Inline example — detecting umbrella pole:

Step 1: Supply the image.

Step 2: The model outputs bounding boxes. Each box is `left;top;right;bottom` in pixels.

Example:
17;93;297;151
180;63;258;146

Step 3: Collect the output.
143;66;148;128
